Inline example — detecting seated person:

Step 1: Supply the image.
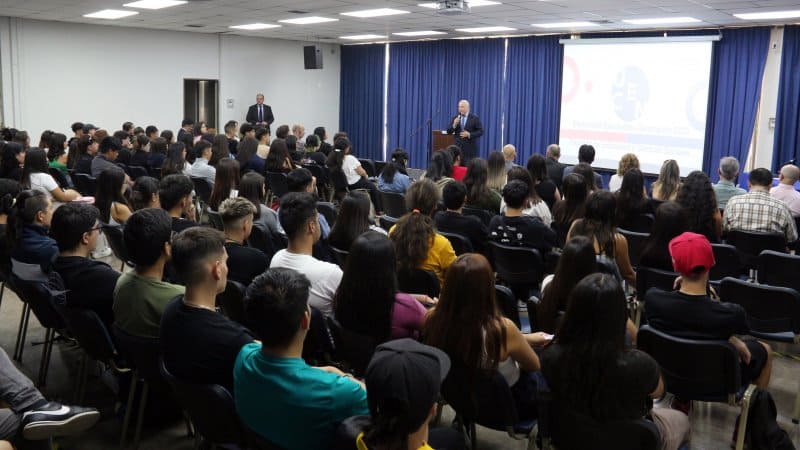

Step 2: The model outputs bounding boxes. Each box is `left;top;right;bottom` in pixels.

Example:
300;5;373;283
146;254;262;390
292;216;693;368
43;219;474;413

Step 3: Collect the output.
376;149;412;194
489;180;556;254
282;168;330;239
235;269;368;449
639;202;688;271
161;227;253;392
9;190;57;274
434;181;488;254
159;174;197;233
724;167;797;244
218;197;270;285
644;232;773;392
50;203;120;329
113;208;185;339
542;273;690;450
270;192;341;317
73;135;97;175
91;137;124;178
348;339;463;450
190;141;216;184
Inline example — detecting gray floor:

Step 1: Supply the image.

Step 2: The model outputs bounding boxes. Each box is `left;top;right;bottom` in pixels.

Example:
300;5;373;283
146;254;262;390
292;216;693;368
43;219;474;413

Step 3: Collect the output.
1;255;799;449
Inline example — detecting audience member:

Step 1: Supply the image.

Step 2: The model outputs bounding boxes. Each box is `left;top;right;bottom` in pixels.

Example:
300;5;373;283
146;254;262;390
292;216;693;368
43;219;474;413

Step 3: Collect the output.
208;159;240;211
161;129;175;145
283;168;330;239
210;134;230;166
501;167;552;225
270;192;341;317
448;145;467;182
552;173;589;246
160;143;191;177
159;174;197;233
0;142;24;180
8;190;57;273
130;176;160;211
501;144;517;172
315;126;333;155
377;148;411;194
526;154;561;210
676;171;722;243
609;153;639;192
545;144;566;189
236;137;265;174
486;150;507;192
464;158;501;214
390;179;456;286
129;135;150;167
490;179;556;253
21;148;80;204
652;159;681;201
334;232;430;344
256;128;271;159
51;203;119;328
90;137;119;178
265;139;295;173
292;124;305;151
713;156;746;209
147;137;168;171
724;167;797;243
68;121;84;146
615;168;654;230
161;227;253;391
328;191;384;251
0;180;21;274
423;150;455;192
562;144;604;189
639;202;688;271
543;273;690;450
47;133;71;182
95;168;132;226
145;125;159;142
239;172;280;237
304;135;326;165
434;181;488;254
190;140;216;183
326;137;382;213
771;164;800;217
12;131;30;150
224;121;239;156
285;135;301;162
235;269;367;449
218;197;270;285
113;208;184;339
572;162;598;193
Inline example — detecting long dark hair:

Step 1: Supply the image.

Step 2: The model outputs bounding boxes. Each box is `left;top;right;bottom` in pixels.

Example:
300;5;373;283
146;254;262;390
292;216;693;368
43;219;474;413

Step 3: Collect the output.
265;139;294;173
0;142;23;178
463;158;492;205
570;191;617;258
573;163;596;192
20;148;49;189
47;133;67;163
615;168;648;227
325;137;351;171
526;154;549;184
210;134;229;166
328;191;372;251
551;273;629;418
334;231;397;344
390;179;439;271
553;173;588;226
161;143;187;177
130;176;159;211
538;236;598;333
7;190;50;247
239;172;266;220
236;137;259;167
640;201;688;270
424;253;506;370
507;166;542;204
424;150;453;182
209;159;240;210
95;168;131;223
676;171;719;242
380;148;409;184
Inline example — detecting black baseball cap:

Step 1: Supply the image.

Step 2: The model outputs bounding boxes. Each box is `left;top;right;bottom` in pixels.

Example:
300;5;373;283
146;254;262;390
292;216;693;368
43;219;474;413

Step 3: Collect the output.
364;339;451;432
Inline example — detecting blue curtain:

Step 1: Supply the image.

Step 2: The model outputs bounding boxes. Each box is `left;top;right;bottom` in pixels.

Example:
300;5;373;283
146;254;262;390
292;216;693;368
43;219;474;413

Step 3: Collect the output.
773;26;800;171
339;44;385;161
703;27;770;179
503;35;563;164
387;39;505;167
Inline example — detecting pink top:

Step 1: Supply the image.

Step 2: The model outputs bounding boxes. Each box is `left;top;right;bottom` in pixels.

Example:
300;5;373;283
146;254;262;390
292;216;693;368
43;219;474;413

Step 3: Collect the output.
453;165;467;182
771;183;800;217
391;293;427;340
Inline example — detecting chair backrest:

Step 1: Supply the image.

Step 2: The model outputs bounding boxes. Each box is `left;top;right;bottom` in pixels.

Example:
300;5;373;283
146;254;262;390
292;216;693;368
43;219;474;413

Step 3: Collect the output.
104;225;132;266
73;173;97;196
191;177;213;205
378;215;398;232
636;325;741;402
128;165;149;180
440;362;520;431
48;168;70;189
462;206;493;227
12;273;65;330
709;243;741;282
302;163;329;184
57;307;116;363
726;230;786;270
216;280;247;326
719;277;800;335
635;266;678;300
494;285;520;328
358;159;377;177
397;268;440;298
265;172;289;199
439;231;473;256
625;213;655;234
316;202;338;227
247;224;279;259
329;170;349;192
334;416;371;450
374;161;387;174
379;190;407;218
330;246;349;269
618;228;649;268
159;359;244;447
325;316;377;378
488;241;543;289
111;323;163;384
757;250;800;292
206;208;224;231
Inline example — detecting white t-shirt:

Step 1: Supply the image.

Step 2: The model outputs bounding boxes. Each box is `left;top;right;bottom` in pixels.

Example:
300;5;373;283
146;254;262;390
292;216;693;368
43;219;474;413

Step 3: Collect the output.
269;249;342;317
29;172;59;201
500;197;553;225
342;154;362;185
608;174;623;193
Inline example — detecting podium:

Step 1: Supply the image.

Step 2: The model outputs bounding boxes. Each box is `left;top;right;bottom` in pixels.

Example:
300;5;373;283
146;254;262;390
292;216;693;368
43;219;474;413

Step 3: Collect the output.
432;130;455;153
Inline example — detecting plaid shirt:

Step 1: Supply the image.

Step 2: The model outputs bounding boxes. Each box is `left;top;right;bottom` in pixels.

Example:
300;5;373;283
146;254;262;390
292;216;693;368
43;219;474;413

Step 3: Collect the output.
723;190;798;242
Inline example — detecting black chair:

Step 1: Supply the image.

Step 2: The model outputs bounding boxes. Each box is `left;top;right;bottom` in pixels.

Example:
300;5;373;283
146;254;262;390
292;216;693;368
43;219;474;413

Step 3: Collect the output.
303;164;331;200
709;243;742;283
374;161;387;174
618;228;649;268
440;231;473;256
726;230;786;275
441;362;537;450
159;359;246;449
247;224;280;259
216;280;247;326
104;224;133;271
265;171;289;201
625;213;655;234
635;266;678;299
719;277;800;344
488;242;543;301
397;268;440;298
637;325;756;450
358;158;377;178
463;206;493;227
73;173;97;196
757;250;800;292
48;167;70;189
191;177;213;210
329;170;350;202
317;202;338;228
330;246;349;269
325;317;377;378
128;165;149;180
379;215;398;232
494;285;521;329
379;190;407;218
206;208;224;231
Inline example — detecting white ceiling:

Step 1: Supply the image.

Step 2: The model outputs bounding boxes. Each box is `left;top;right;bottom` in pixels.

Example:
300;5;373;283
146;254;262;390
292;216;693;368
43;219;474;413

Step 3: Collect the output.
3;0;800;43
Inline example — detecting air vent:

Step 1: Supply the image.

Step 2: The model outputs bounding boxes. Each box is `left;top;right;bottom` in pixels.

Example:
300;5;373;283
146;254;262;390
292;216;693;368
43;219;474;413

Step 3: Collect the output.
185;24;205;28
590;20;613;24
287;10;309;14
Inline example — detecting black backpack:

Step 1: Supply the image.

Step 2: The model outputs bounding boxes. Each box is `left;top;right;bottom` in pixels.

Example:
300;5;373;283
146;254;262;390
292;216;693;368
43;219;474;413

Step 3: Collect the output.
744;389;796;450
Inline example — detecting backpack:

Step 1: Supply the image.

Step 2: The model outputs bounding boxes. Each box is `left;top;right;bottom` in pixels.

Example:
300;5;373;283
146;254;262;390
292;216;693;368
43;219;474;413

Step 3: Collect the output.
744;389;796;450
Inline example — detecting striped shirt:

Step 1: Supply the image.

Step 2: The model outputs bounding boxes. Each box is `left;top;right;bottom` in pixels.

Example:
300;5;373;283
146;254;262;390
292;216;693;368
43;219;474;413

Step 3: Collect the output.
723;190;797;242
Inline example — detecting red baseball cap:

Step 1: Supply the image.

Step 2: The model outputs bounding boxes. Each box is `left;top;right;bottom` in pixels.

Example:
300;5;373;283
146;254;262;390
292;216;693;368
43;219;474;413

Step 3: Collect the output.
668;232;715;276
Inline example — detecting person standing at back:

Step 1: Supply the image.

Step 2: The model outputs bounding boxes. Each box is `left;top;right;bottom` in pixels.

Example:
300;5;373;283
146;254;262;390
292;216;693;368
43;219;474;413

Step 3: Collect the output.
445;100;483;163
246;93;274;133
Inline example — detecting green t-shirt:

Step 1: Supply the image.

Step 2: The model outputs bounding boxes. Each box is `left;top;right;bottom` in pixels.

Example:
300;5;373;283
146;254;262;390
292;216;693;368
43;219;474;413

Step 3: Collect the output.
112;272;184;339
234;342;368;450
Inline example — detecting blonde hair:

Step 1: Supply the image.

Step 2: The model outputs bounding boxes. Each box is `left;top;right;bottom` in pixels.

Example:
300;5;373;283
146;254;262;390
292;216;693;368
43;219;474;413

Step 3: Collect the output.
617;153;640;176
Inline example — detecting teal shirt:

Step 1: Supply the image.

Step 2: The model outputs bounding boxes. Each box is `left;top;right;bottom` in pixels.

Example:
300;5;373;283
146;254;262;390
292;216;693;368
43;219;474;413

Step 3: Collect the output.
234;342;368;450
713;179;746;210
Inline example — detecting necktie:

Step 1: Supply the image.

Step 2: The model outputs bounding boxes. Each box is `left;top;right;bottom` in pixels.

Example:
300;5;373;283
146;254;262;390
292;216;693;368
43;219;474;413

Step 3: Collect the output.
258;105;263;122
461;115;466;129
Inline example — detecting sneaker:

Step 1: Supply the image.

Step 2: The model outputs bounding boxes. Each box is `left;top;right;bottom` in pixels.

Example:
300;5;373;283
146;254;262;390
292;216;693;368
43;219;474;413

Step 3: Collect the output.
21;402;100;440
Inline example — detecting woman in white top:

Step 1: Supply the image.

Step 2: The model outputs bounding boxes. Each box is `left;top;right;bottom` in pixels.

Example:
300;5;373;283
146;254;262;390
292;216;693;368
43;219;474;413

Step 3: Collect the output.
608;153;640;193
95;167;133;225
424;253;551;420
500;166;552;225
325;137;383;214
21;148;80;205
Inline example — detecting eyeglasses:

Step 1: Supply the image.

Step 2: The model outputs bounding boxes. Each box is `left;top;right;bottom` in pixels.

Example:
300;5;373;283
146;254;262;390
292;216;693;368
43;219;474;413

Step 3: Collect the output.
87;225;103;235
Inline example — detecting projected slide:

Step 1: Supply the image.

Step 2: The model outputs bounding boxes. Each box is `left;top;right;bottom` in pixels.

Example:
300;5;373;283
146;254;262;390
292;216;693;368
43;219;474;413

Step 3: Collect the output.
559;39;713;175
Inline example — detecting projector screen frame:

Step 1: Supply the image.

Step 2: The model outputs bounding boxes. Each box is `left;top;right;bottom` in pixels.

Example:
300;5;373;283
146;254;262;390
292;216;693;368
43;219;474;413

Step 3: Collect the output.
559;35;721;46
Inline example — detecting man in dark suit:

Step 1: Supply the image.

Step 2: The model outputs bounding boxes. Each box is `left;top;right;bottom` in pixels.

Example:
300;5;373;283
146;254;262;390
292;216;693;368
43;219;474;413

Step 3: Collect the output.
246;93;274;133
562;144;604;190
446;100;483;162
545;144;566;189
177;118;194;143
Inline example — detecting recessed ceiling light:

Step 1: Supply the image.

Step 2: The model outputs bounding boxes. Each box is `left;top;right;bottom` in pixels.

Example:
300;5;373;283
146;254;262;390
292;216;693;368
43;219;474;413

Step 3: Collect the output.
123;0;187;10
392;30;447;36
622;17;701;25
279;16;338;25
533;21;599;28
340;34;387;40
83;9;139;19
229;23;281;30
419;0;501;7
341;8;410;18
456;26;516;33
734;10;800;20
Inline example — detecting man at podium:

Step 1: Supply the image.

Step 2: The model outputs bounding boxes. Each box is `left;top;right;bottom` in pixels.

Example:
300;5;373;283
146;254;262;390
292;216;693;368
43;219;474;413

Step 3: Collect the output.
446;99;483;162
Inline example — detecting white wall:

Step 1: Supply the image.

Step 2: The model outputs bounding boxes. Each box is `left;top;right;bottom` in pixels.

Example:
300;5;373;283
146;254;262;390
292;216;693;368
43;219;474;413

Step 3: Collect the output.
747;27;783;171
0;17;340;141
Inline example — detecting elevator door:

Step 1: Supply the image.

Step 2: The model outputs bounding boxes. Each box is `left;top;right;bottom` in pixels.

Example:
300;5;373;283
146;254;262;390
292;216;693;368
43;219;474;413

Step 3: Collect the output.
184;79;218;130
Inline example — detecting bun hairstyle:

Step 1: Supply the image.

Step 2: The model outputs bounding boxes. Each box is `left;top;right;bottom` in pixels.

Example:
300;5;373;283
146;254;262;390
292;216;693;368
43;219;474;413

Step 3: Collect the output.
0;179;21;216
6;190;49;249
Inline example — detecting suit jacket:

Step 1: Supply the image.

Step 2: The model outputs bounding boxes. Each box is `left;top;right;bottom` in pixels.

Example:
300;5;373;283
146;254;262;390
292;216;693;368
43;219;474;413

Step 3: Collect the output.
562;165;604;190
246;103;274;131
446;112;483;161
546;157;566;189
